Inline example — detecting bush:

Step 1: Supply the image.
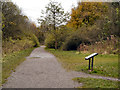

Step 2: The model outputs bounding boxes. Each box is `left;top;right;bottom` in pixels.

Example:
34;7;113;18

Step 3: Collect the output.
62;36;82;50
2;35;40;55
45;27;70;49
31;34;40;47
62;30;90;51
77;35;120;54
2;38;34;55
45;33;55;48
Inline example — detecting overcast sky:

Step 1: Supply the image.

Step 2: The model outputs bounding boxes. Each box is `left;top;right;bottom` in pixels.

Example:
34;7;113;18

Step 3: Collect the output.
11;0;79;26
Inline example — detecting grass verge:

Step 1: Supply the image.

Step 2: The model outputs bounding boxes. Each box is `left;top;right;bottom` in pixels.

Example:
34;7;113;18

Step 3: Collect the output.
46;48;118;78
73;77;119;88
2;48;35;84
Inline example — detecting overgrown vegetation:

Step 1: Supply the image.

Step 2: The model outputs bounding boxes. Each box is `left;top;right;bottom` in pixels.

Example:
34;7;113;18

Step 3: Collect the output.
73;77;119;88
77;35;119;54
46;48;118;78
39;2;120;54
1;1;42;55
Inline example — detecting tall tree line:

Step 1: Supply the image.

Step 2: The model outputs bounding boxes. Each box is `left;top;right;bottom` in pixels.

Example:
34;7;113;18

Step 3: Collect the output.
38;1;120;51
1;1;42;54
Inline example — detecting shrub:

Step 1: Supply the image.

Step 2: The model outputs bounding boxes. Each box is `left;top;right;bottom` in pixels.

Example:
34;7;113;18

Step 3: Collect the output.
2;38;34;55
31;34;40;47
45;27;70;49
2;35;40;55
62;35;82;50
77;35;119;54
45;33;55;48
62;30;90;51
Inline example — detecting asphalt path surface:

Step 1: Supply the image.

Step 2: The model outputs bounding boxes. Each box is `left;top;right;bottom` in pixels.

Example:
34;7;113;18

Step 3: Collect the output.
3;46;81;88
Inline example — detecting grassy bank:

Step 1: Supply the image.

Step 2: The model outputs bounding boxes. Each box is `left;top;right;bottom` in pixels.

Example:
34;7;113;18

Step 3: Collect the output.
73;77;119;88
2;48;35;84
46;48;118;78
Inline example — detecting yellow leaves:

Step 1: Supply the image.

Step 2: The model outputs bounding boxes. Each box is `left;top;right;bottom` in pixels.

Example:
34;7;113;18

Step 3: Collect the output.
73;20;77;25
2;24;5;29
67;2;108;29
9;22;16;25
2;14;5;28
71;9;76;17
116;8;119;15
76;18;79;21
83;12;91;17
78;5;82;11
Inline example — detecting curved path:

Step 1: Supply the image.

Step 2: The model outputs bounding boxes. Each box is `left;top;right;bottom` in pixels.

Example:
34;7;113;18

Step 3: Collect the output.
3;46;119;88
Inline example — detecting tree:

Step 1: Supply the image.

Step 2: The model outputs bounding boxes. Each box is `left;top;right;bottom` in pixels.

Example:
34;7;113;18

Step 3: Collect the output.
1;2;39;40
2;2;22;39
106;2;120;37
67;2;107;29
38;1;69;49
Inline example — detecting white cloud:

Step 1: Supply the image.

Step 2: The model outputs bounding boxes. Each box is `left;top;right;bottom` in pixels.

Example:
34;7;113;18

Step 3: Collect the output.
11;0;78;26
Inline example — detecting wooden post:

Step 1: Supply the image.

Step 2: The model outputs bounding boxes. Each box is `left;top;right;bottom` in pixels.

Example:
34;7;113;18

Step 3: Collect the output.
89;58;91;70
91;57;94;71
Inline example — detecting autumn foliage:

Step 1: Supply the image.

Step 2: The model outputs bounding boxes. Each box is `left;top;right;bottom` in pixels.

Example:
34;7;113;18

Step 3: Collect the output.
67;2;107;29
43;1;120;54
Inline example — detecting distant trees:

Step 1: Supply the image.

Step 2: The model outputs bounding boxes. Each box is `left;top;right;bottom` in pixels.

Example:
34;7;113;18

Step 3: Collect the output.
67;2;107;29
2;2;21;39
38;1;69;31
1;1;41;54
105;2;120;37
67;2;120;39
41;1;119;53
38;1;69;49
3;0;117;54
2;2;41;40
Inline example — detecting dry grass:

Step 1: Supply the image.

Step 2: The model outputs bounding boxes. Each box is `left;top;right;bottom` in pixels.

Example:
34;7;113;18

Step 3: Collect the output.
2;39;34;55
77;35;119;54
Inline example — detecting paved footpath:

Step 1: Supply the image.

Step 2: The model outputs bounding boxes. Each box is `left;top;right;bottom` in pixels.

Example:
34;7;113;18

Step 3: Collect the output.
3;46;119;88
3;46;82;88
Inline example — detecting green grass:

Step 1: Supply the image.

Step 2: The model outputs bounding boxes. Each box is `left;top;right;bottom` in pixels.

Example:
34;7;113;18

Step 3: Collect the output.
73;77;119;88
2;48;35;84
46;48;118;78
